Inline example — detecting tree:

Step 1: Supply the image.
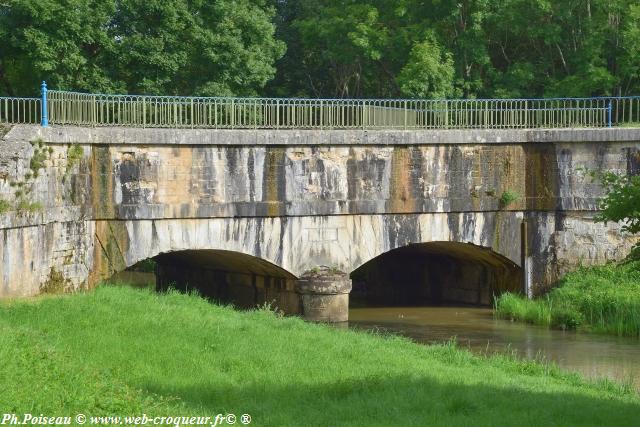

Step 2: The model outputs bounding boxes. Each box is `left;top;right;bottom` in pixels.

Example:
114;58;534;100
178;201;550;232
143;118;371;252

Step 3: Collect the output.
289;0;389;97
0;0;285;96
396;37;455;99
0;0;118;95
267;0;457;99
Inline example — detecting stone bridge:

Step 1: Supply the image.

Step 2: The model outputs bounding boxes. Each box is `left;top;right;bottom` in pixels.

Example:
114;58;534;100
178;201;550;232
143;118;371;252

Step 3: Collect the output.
0;125;638;321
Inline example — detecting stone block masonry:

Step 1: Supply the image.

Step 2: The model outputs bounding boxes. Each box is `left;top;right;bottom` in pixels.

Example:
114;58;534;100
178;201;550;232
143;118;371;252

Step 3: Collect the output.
0;125;638;321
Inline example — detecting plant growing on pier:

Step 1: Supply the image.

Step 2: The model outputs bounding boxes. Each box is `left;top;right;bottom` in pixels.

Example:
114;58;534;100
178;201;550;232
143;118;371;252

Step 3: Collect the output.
64;144;84;179
29;144;49;178
1;140;54;214
593;171;640;256
499;190;520;207
16;199;42;213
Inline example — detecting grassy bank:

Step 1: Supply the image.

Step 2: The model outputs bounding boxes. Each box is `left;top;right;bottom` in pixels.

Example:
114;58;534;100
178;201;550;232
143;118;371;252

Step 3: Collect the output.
496;261;640;337
1;286;639;426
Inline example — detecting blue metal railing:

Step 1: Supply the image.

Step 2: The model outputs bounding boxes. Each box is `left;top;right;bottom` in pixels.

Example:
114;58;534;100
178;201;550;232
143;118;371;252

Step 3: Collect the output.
1;83;639;130
41;81;48;127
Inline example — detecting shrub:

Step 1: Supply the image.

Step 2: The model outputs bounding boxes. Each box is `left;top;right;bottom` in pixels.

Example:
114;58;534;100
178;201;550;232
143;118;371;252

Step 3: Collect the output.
500;190;520;207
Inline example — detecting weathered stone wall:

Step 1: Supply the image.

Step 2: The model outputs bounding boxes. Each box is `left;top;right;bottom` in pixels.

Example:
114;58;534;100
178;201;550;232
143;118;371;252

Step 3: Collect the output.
0;125;638;300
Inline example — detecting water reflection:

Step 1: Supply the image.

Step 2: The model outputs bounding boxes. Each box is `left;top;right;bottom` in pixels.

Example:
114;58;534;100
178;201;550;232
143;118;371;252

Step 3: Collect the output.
349;306;640;389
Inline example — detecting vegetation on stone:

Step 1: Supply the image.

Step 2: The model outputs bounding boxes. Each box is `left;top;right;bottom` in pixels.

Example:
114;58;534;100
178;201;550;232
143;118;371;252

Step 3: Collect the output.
593;170;640;256
0;286;638;425
65;143;84;175
16;199;42;213
499;190;520;207
495;260;640;337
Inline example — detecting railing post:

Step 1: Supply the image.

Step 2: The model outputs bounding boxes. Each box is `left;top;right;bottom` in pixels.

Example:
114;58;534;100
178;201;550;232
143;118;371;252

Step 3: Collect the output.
607;99;612;128
231;98;235;129
444;101;449;129
41;81;48;127
404;100;407;130
91;94;95;126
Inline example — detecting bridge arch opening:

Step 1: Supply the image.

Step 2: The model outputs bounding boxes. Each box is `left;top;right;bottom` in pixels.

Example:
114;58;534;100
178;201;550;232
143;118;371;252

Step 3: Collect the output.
109;250;300;314
350;242;522;307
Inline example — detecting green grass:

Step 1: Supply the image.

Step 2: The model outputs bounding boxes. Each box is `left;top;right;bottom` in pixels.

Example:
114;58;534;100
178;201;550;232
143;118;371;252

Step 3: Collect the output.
496;261;640;337
1;286;638;426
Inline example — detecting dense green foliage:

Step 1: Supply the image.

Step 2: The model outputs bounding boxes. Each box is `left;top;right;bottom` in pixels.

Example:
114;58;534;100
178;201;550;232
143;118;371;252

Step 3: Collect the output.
269;0;640;98
0;286;638;425
2;0;639;99
0;0;284;96
496;261;640;337
594;171;640;255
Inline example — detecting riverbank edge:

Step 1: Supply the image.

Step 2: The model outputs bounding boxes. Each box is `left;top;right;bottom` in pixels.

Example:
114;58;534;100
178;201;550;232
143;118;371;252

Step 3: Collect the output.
495;260;640;337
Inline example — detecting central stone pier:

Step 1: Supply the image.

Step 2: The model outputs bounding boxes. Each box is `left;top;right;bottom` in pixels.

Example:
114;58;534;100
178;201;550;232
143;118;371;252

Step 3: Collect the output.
296;267;353;322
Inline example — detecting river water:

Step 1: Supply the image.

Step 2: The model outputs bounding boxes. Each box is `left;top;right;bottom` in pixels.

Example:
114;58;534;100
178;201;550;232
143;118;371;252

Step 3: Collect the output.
349;306;640;390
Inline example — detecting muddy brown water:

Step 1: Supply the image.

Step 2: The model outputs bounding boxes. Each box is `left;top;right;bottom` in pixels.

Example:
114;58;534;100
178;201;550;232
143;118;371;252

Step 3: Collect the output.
349;306;640;390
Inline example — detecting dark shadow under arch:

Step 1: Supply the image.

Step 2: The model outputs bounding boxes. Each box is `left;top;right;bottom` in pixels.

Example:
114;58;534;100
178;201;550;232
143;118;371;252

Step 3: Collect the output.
151;249;300;314
155;249;297;280
350;242;522;307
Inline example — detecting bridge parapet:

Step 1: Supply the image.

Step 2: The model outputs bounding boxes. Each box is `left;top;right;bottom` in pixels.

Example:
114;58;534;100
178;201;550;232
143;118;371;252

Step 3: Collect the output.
3;85;640;130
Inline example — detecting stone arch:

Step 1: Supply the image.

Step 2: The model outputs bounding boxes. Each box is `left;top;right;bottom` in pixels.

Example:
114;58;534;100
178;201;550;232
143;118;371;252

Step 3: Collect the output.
89;213;524;318
333;212;523;278
91;219;301;314
91;212;523;284
90;217;294;283
350;241;522;306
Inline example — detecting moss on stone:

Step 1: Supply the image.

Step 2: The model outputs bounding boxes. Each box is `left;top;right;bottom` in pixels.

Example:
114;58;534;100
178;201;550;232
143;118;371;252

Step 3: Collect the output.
90;146;115;218
16;199;43;213
0;199;10;214
0;124;9;138
66;144;84;174
500;190;520;208
40;268;68;294
30;147;49;178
